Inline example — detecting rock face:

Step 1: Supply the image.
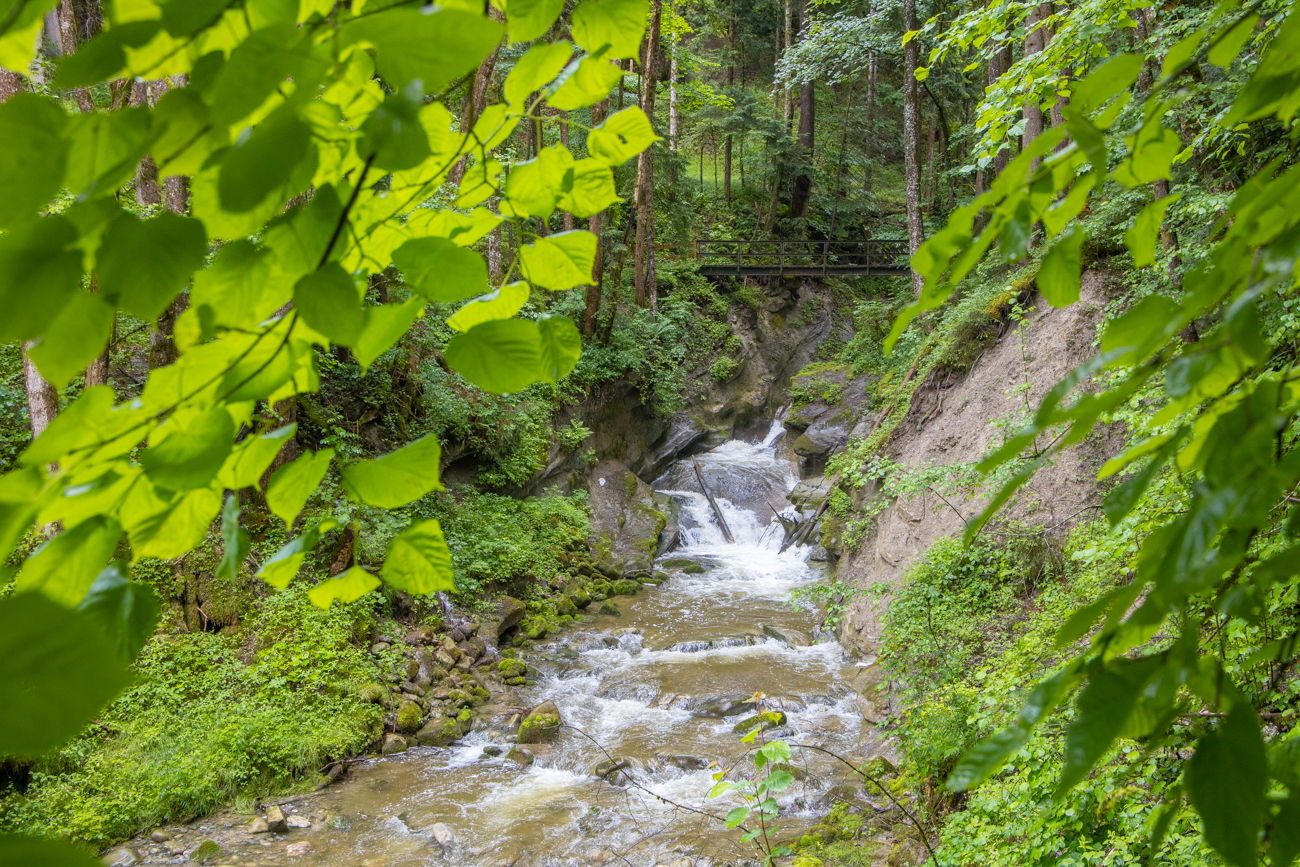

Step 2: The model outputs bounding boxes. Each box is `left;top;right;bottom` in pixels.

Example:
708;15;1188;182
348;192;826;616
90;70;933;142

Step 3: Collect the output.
587;460;666;575
517;700;562;744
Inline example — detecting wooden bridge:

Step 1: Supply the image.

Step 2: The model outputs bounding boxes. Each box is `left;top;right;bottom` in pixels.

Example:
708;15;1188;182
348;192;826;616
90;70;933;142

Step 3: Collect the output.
693;239;910;278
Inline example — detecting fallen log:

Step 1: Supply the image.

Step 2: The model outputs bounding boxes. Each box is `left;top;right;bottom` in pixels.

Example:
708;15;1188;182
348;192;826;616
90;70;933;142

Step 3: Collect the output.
693;460;735;543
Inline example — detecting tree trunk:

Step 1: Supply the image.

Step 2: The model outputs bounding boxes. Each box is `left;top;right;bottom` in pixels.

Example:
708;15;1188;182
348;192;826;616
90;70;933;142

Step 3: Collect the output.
1022;3;1050;176
864;49;877;194
633;0;662;312
783;0;793;129
903;0;924;296
992;45;1012;178
131;81;163;207
668;40;679;151
582;100;609;337
450;36;504;187
149;155;191;368
723;13;733;203
23;343;58;440
922;113;936;210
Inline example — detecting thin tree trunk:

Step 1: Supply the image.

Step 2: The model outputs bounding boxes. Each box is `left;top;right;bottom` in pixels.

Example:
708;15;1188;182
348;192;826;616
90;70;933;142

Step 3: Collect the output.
23;343;58;440
0;69;23;102
668;38;679;151
557;109;575;231
864;52;877;194
450;37;504;187
783;0;793;130
922;113;936;211
582;99;609;337
56;1;93;111
633;0;662;311
723;7;734;203
903;0;924;296
1022;3;1050;176
993;45;1012;178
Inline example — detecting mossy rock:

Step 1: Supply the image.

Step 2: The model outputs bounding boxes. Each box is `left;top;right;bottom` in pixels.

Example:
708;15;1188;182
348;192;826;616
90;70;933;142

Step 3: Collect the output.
498;658;528;679
521;617;548;640
415;717;459;747
681;563;705;574
662;558;695;568
505;676;527;686
455;707;475;735
643;572;668;585
506;745;534;766
447;688;474;708
611;579;640;596
589;578;613;599
357;683;387;704
189;841;225;863
598;600;621;616
396;701;425;733
556;595;579;617
517;700;562;744
569;588;592;609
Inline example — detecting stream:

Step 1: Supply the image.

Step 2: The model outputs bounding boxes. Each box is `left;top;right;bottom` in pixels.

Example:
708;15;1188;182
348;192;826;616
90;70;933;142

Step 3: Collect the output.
137;426;877;867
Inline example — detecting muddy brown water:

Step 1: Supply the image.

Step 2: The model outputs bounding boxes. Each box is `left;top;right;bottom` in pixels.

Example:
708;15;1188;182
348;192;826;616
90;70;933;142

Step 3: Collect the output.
130;428;879;867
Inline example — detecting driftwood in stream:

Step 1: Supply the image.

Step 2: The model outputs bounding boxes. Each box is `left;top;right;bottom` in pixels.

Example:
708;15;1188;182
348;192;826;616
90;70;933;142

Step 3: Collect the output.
779;474;841;553
693;460;735;543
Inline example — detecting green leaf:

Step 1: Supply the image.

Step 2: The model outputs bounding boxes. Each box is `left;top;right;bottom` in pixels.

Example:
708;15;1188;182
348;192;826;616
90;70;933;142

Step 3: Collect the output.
538;314;582;381
1054;582;1143;648
586;107;658;166
355;297;425;369
447;282;530;332
76;563;160;661
0;217;84;344
520;230;598;290
216;494;251;582
946;724;1031;792
1103;434;1183;527
381;518;454;595
189;239;277;331
256;519;339;589
445;318;548;393
1114;116;1182;188
0;592;132;756
218;107;313;213
766;769;795;793
26;293;115;390
121;485;222;559
1100;294;1181;368
1038;226;1085;307
308;566;380;608
724;806;750;829
265;447;334;526
1058;655;1163;795
294;263;365;346
1188;702;1267;867
557;159;622;217
549;53;625;111
341;7;504;95
218;423;297;489
13;516;122;608
64;105;151;196
1071;54;1144;114
340;435;443;509
755;740;791;768
393;236;490;302
1125;194;1181;267
0;835;105;867
54;19;160;86
1271;789;1300;867
456;157;504;209
1209;13;1259;68
0;0;59;72
359;92;432;171
505;41;574;107
503;145;576;219
97;211;209;322
505;0;565;43
404;207;502;247
141;407;236;491
0;467;43;557
571;0;648;58
0;94;70;228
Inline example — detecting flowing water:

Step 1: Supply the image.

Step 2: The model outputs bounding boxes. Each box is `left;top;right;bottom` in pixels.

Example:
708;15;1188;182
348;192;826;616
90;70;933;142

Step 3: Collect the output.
157;425;875;867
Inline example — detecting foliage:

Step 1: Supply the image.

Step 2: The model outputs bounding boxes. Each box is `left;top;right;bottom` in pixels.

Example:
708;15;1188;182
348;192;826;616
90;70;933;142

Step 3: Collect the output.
709;695;796;866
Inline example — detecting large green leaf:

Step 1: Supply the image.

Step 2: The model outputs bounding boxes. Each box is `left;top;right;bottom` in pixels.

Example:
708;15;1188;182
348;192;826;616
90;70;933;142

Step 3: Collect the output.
0;217;84;343
308;566;380;608
355;297;425;369
1070;53;1143;114
1271;790;1300;867
0;94;70;228
359;92;432;171
586;107;658;166
0;0;60;73
121;483;223;559
265;447;334;526
97;211;209;322
503;145;576;218
1188;703;1268;867
538;314;582;381
76;563;160;661
0;835;104;867
381;519;455;594
444;317;579;392
505;0;565;42
294;263;365;346
26;293;116;390
505;41;574;107
1037;226;1085;307
549;53;624;111
0;592;132;756
392;236;490;302
13;516;122;608
1124;194;1181;268
1058;656;1162;794
64;105;152;196
217;423;297;490
190;239;277;331
256;519;338;589
1099;294;1182;369
340;435;443;509
218;106;313;213
520;231;598;290
140;407;237;491
447;282;530;332
570;0;648;58
557;159;622;216
341;7;503;95
216;494;251;582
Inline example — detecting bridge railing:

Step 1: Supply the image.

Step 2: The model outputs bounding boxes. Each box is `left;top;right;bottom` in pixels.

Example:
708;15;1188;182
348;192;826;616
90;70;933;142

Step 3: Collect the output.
693;238;910;276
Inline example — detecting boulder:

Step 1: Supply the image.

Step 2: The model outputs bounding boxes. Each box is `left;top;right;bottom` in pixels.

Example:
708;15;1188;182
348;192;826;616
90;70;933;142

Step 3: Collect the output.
611;579;640;596
697;695;751;717
381;733;409;755
588;460;667;575
497;658;528;679
569;588;592;609
396;701;424;733
245;817;270;835
101;848;141;867
733;711;787;734
517;700;562;744
794;409;853;458
593;757;630;779
556;595;579;617
495;596;527;637
286;815;311;829
416;717;460;747
430;822;455;846
597;600;621;616
265;804;288;832
188;841;223;864
505;745;534;766
149;830;171;843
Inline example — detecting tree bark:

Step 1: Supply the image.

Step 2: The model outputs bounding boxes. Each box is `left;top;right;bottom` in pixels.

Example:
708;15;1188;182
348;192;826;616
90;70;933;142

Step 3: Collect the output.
903;0;925;296
783;0;793;130
1022;3;1051;176
149;154;191;368
582;99;609;337
450;35;503;187
922;113;936;210
633;0;662;311
722;11;733;203
863;42;877;194
668;38;679;151
23;343;58;440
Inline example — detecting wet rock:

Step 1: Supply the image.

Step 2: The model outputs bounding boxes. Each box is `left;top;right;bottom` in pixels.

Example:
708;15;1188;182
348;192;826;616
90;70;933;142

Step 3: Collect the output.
245;817;270;835
661;558;695;568
807;545;832;561
617;633;643;655
556;595;579;617
285;841;311;856
643;572;668;585
597;600;621;616
481;745;503;758
370;642;390;654
382;734;409;755
101;847;141;867
697;695;752;717
265;805;288;832
449;627;466;642
660;755;709;771
611;578;640;596
795;409;852;458
505;745;534;766
517;700;562;744
188;841;224;863
497;658;528;679
761;624;810;646
150;830;172;843
588;460;667;575
430;822;455;846
569;588;592;609
681;563;705;574
788;476;833;509
416;717;459;747
434;649;457;669
584;848;615;863
733;711;787;734
592;757;630;779
396;701;424;733
286;815;311;829
496;596;527;636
